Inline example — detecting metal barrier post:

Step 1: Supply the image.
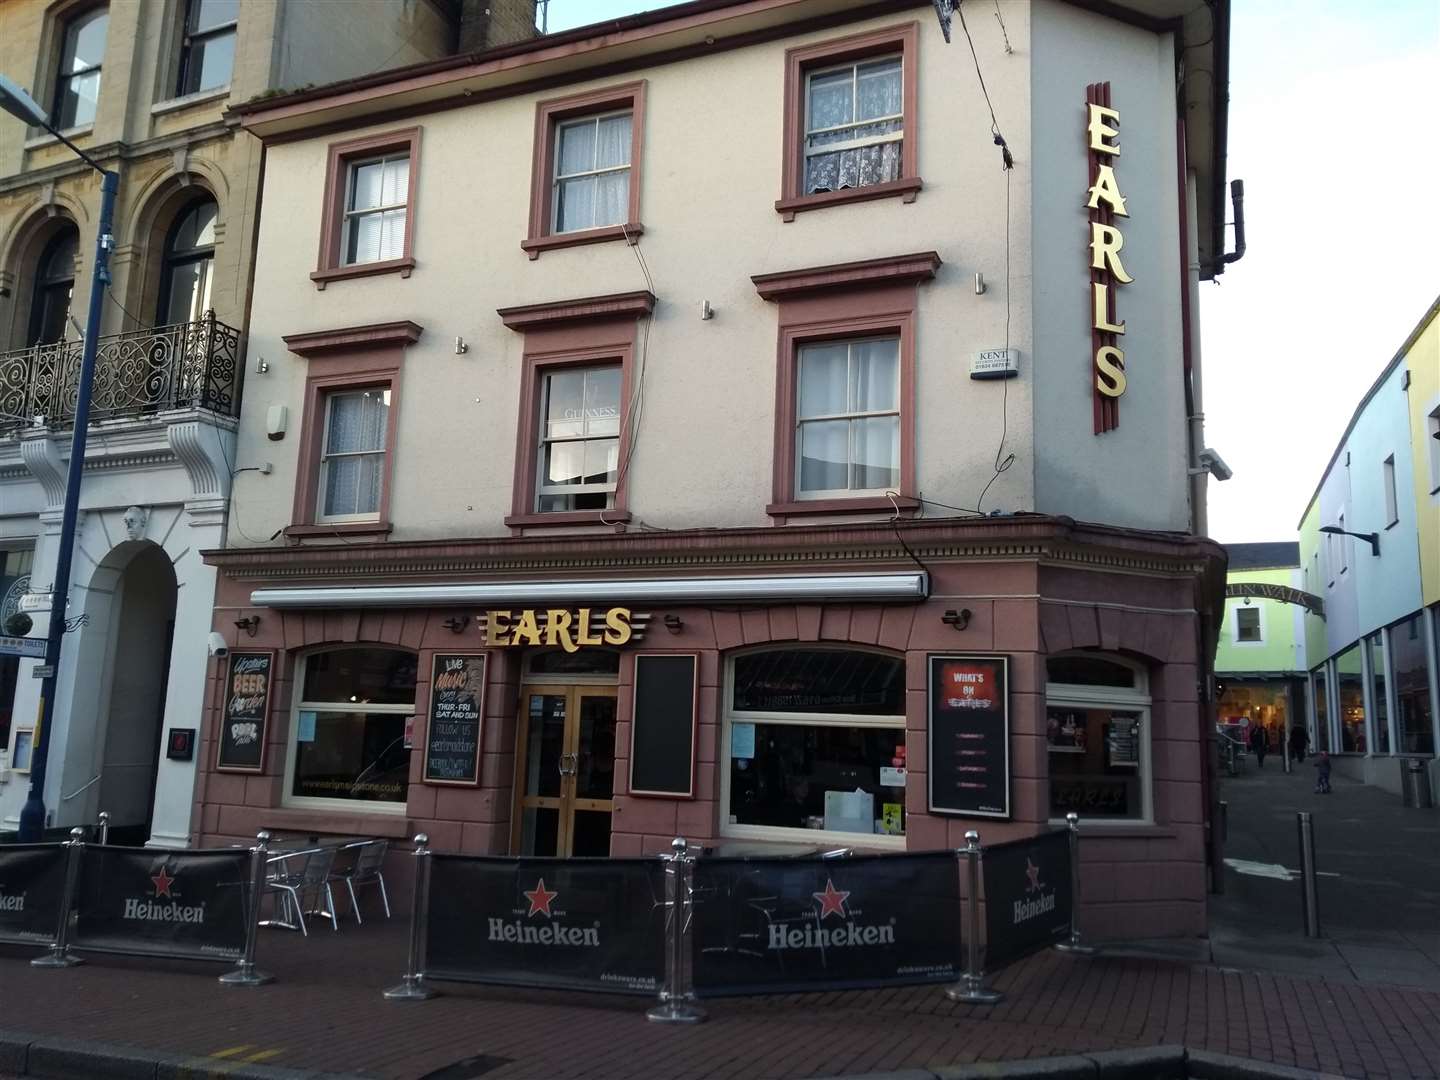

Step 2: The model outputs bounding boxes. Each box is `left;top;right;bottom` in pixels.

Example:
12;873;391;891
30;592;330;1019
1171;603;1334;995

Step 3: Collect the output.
219;830;275;987
1297;812;1320;938
96;810;109;846
31;827;85;969
945;830;1001;1005
647;837;705;1023
385;834;436;1000
1055;812;1096;955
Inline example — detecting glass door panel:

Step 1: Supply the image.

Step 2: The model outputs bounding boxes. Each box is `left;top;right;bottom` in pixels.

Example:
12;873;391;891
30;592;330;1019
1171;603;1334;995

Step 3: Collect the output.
523;693;566;798
514;685;617;858
575;694;618;800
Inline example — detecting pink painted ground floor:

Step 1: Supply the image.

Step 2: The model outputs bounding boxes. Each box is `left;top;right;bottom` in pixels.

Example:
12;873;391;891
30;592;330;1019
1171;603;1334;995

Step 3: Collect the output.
195;514;1226;940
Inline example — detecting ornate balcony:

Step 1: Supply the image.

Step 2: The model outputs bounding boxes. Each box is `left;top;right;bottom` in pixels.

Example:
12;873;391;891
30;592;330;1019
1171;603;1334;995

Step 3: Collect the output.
0;313;241;438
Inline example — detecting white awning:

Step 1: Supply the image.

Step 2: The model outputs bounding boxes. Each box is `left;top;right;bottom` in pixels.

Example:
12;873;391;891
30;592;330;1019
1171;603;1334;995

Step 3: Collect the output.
249;571;928;609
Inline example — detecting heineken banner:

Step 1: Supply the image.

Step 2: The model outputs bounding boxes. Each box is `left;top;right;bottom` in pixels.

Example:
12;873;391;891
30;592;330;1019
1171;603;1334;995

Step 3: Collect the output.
692;851;961;996
0;843;66;945
425;855;665;995
982;829;1072;970
71;847;250;962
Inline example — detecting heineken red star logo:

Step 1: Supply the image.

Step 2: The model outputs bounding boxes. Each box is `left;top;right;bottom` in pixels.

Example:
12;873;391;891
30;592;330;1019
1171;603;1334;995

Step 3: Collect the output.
812;878;851;920
523;878;558;918
150;866;176;899
1025;858;1043;893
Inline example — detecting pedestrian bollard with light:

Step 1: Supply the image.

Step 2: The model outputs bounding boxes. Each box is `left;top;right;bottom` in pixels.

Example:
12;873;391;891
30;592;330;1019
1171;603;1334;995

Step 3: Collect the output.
385;834;436;1000
30;827;85;969
219;831;275;987
1297;811;1320;938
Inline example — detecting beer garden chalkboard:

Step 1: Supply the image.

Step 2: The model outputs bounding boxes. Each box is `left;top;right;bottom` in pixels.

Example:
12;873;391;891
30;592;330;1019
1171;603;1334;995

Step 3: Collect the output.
423;653;487;785
927;654;1010;819
216;651;274;773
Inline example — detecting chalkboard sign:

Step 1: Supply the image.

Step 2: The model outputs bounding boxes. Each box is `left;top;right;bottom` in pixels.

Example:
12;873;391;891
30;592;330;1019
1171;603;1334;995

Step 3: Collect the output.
927;654;1010;819
216;651;274;773
629;653;698;798
424;653;487;785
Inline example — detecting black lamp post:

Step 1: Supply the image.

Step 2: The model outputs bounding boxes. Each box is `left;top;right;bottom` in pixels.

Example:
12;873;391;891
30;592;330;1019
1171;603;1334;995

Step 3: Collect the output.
1;74;119;841
1319;524;1380;558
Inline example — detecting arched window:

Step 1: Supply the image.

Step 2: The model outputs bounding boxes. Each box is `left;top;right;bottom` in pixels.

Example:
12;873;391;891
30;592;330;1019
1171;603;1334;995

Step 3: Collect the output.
29;226;79;346
1045;653;1152;823
285;647;417;810
158;198;217;325
723;647;907;844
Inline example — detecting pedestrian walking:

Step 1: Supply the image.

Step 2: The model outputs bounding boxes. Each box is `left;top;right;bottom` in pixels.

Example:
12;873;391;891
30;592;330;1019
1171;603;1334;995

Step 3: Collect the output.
1248;723;1267;769
1313;750;1331;794
1289;725;1307;764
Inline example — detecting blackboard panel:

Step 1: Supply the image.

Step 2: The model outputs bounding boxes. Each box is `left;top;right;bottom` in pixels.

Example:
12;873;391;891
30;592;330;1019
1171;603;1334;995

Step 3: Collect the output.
216;651;274;774
927;654;1010;819
424;653;487;786
629;654;697;798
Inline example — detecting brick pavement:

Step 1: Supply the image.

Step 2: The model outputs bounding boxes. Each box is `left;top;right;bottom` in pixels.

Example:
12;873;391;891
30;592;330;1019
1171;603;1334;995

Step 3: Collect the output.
2;919;1439;1079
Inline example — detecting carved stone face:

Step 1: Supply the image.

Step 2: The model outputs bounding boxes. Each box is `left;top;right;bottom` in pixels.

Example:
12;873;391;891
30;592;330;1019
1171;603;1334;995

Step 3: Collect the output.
123;505;149;541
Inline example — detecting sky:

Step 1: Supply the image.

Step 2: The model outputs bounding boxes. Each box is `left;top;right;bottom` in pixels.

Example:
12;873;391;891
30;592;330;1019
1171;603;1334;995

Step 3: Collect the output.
542;0;1440;543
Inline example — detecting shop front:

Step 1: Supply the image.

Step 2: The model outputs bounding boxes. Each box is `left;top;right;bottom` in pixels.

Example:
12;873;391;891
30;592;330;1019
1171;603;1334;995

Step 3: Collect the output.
195;516;1225;940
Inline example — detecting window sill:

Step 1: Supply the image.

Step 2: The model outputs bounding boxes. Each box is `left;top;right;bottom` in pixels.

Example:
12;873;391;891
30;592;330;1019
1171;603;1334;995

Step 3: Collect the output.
151;86;231;116
775;177;923;222
284;521;393;540
266;806;412;836
504;510;632;530
520;223;643;260
1047;821;1174;839
767;495;919;520
25;125;93;151
310;257;416;290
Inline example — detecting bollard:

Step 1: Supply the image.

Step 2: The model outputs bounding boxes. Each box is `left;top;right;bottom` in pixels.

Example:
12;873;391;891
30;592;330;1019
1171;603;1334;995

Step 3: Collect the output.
31;827;85;969
96;810;109;847
385;834;436;1000
1219;799;1228;845
1054;812;1096;955
647;837;706;1023
945;830;1001;1005
219;831;275;986
1297;812;1320;938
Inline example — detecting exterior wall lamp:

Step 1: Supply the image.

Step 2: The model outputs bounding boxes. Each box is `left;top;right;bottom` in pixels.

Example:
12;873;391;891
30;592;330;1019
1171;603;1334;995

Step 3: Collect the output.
233;616;261;637
441;616;469;634
942;608;972;631
1319;525;1379;557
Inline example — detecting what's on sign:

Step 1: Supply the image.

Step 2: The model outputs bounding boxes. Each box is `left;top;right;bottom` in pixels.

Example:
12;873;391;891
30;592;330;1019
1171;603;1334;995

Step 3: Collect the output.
1085;82;1133;435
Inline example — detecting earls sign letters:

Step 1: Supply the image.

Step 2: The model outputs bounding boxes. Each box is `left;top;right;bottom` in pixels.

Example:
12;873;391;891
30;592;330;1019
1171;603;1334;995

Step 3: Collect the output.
1085;83;1133;434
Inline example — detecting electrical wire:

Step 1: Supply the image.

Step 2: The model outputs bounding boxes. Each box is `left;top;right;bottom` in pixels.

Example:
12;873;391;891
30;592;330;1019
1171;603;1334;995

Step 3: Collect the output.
886;493;931;577
993;1;1013;54
601;223;656;527
105;287;145;332
214;422;280;546
955;1;1013;169
977;166;1016;513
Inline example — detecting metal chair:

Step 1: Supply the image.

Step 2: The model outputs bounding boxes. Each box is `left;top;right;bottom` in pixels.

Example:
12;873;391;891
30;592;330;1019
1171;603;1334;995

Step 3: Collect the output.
266;846;339;935
329;840;391;924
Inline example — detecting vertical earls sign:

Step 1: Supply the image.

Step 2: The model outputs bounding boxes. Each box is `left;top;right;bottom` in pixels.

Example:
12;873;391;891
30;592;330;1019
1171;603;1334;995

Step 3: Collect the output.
1086;82;1132;434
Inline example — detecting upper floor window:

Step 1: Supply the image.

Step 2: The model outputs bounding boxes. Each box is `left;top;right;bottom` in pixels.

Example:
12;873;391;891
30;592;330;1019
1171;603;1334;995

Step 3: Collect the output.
318;388;390;522
1235;606;1262;643
159;198;217;324
54;7;108;129
29;226;79;346
312;128;420;287
1428;405;1440;493
536;365;621;513
797;337;899;498
177;0;237;96
553;111;632;234
1382;454;1398;527
344;154;409;266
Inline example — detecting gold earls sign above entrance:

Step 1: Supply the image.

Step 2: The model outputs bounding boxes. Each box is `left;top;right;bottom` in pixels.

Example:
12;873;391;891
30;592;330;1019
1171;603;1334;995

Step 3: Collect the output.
1086;82;1132;435
477;609;646;651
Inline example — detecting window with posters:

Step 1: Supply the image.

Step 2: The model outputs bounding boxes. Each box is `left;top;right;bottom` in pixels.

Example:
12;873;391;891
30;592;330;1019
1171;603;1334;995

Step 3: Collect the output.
1045;653;1151;823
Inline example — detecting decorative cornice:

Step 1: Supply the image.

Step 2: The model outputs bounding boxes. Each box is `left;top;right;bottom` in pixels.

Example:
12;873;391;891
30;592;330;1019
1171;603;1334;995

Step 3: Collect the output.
282;321;424;357
752;251;942;301
497;290;657;332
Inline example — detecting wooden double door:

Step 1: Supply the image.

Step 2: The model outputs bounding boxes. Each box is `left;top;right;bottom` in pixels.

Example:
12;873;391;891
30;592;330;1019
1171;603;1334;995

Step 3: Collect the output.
512;684;618;857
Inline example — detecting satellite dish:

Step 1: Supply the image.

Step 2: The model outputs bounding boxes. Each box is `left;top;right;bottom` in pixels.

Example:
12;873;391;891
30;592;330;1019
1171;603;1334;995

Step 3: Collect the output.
932;0;955;43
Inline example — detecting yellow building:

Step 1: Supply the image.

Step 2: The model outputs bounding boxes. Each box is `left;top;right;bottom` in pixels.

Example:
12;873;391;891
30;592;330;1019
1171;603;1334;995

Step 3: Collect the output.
1404;298;1440;609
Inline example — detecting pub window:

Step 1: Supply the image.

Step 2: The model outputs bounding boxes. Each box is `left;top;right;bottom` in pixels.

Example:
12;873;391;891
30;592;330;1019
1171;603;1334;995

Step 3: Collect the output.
53;6;108;130
284;648;418;810
1046;653;1152;824
796;337;900;497
536;365;621;513
176;0;237;97
1234;605;1262;643
804;55;903;195
722;648;907;844
317;387;389;522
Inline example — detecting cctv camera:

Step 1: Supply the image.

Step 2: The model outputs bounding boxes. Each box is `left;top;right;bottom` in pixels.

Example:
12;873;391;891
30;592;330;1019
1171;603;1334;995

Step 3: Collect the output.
1198;448;1233;482
207;631;229;658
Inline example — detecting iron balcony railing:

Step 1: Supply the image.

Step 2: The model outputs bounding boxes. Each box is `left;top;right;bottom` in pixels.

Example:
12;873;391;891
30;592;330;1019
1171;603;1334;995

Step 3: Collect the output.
0;312;241;437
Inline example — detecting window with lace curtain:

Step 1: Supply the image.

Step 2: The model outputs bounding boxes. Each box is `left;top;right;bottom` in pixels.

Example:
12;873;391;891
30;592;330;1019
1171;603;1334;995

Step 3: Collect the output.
318;388;390;522
313;128;420;287
553;111;632;234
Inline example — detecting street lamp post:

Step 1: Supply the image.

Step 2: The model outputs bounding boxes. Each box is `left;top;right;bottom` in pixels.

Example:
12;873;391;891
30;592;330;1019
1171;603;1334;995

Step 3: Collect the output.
1318;524;1380;558
1;74;119;842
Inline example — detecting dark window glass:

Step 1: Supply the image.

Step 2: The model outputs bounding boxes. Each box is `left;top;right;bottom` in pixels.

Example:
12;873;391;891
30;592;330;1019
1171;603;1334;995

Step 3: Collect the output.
728;722;906;834
301;648;417;706
54;8;108;129
159;199;217;324
178;0;237;96
1335;643;1365;753
1047;706;1144;818
1368;633;1390;754
1236;607;1261;642
1312;669;1330;752
29;226;79;346
732;649;904;715
291;711;408;803
1391;614;1435;755
1;548;36;750
1046;656;1136;688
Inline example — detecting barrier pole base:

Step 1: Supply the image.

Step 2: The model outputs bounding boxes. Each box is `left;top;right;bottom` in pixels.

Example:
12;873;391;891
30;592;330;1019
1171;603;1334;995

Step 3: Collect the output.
646;1000;707;1024
945;976;1002;1005
30;950;82;969
384;975;437;1001
219;964;275;987
1054;941;1097;955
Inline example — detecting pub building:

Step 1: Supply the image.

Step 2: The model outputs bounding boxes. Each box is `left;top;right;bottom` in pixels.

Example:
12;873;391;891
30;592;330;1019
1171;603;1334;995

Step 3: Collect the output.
194;0;1237;941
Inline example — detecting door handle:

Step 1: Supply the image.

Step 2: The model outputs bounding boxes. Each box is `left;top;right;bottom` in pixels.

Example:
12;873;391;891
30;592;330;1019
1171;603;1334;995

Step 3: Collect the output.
558;752;577;777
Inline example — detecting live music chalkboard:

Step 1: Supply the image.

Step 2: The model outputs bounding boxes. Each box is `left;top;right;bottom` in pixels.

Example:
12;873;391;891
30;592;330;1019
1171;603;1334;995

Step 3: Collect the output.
216;651;273;773
927;654;1010;819
629;653;697;798
423;653;487;785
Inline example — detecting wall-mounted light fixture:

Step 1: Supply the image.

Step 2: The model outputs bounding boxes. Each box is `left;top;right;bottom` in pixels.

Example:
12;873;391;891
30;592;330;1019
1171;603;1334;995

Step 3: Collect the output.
663;614;684;634
1319;524;1379;557
441;616;469;634
941;608;972;631
233;615;261;637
